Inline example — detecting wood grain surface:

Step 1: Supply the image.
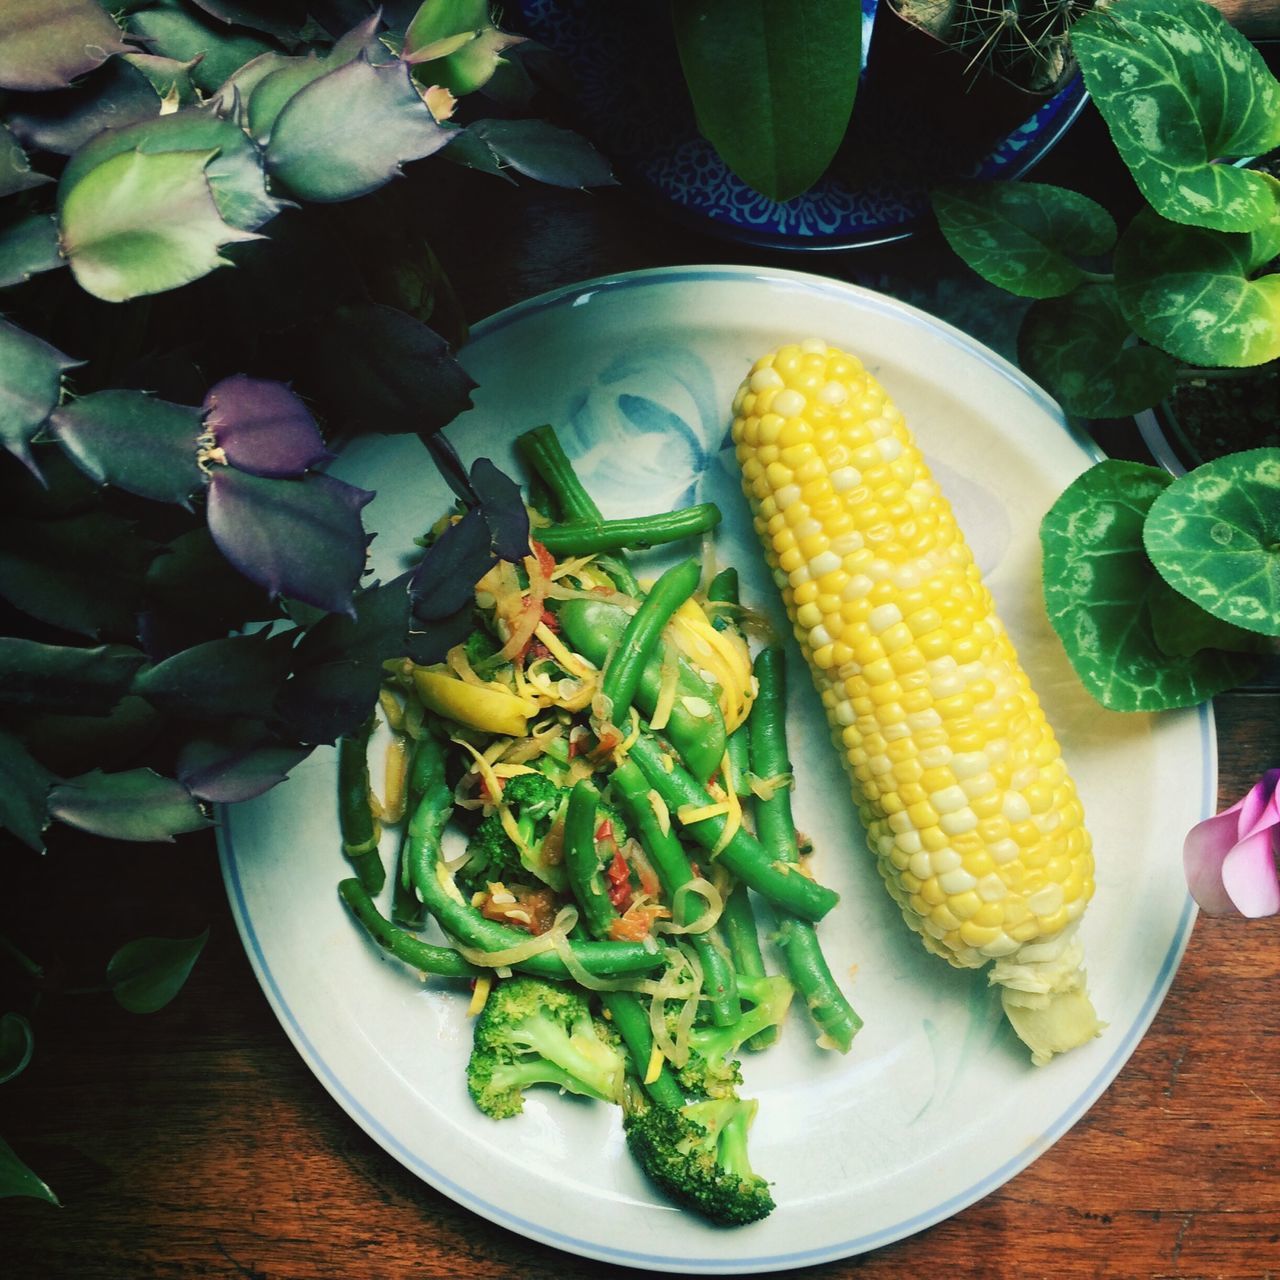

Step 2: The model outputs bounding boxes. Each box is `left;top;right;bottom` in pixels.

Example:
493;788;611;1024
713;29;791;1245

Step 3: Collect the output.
4;94;1279;1280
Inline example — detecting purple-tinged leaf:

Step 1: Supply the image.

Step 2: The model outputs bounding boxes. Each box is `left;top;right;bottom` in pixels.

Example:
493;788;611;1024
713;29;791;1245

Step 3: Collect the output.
107;929;210;1013
464;118;616;189
0;638;145;714
0;510;153;638
49;390;205;506
274;571;412;744
48;768;210;841
0;1135;59;1205
265;52;453;202
300;303;475;436
133;630;296;720
409;505;490;620
0;728;54;853
0;125;50;198
0;319;81;477
0;0;134;91
204;375;329;478
0;214;66;290
5;57;161;156
471;456;531;562
59;147;263;303
425;431;476;503
177;723;310;803
206;468;373;615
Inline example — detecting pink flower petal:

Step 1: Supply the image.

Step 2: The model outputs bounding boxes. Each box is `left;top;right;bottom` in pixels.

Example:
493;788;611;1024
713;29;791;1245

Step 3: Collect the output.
1221;827;1280;918
1184;807;1249;915
1237;768;1280;843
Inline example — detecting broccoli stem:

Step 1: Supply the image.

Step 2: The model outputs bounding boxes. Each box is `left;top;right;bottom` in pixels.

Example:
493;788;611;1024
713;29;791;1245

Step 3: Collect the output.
749;647;862;1051
533;504;722;555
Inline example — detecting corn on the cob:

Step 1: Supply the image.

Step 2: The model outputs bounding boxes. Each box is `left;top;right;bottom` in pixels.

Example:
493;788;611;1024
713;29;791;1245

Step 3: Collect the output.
730;339;1101;1065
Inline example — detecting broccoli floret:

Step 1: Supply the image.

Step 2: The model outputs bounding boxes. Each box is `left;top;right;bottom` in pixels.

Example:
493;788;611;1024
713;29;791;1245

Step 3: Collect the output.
466;977;625;1120
623;1089;775;1226
676;973;794;1100
459;771;570;894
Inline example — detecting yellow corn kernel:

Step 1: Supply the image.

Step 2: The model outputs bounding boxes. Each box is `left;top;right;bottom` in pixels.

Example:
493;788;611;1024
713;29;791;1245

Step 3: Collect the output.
731;340;1101;1065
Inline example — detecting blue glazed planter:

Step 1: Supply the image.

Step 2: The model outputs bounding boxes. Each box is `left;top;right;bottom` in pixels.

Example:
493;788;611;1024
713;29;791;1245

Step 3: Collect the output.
515;0;1087;251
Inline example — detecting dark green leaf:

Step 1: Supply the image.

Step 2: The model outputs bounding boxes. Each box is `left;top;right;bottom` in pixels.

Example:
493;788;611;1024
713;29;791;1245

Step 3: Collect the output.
107;928;209;1013
1114;202;1280;369
0;1014;34;1084
176;723;309;802
0;1135;59;1205
1040;459;1257;710
671;0;862;202
17;695;162;780
125;7;275;92
1143;448;1280;638
49;391;206;506
0;639;146;714
463;118;615;189
0;320;81;476
0;510;153;637
59;108;284;233
0;729;55;852
404;0;522;96
133;631;295;719
931;182;1117;299
59;146;263;302
1018;283;1179;418
188;0;309;41
205;468;373;615
121;52;202;106
0;125;51;198
0;0;133;91
299;302;474;435
1071;0;1280;231
48;768;210;841
265;51;453;202
0;214;65;289
1148;575;1272;657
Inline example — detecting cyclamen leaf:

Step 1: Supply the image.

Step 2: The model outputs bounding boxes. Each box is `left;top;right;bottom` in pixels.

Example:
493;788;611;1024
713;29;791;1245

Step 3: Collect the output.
177;725;310;803
0;319;81;476
265;52;453;202
931;182;1117;299
59;109;284;233
1071;0;1280;231
60;147;262;302
0;639;146;714
107;929;210;1013
0;214;65;290
204;375;329;477
1018;283;1178;418
1114;203;1280;370
0;728;54;852
1040;459;1257;711
49;390;206;506
206;468;374;615
0;0;133;91
1148;575;1271;658
300;303;475;436
0;1013;34;1084
672;0;862;202
49;768;209;841
1143;448;1280;638
133;631;296;720
0;1135;59;1205
0;125;50;197
463;119;616;189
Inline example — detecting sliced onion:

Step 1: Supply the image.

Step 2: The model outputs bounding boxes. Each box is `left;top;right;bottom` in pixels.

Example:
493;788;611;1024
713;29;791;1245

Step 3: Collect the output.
656;876;723;936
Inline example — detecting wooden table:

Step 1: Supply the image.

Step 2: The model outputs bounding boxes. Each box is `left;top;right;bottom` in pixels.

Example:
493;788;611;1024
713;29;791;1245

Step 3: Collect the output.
5;98;1279;1280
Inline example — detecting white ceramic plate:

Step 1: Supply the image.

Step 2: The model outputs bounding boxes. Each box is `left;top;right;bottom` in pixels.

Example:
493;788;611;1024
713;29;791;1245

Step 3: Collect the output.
218;266;1210;1273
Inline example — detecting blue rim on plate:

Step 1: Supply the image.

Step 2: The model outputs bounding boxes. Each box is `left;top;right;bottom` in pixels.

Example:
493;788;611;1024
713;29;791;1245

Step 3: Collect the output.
217;267;1208;1269
515;1;1089;251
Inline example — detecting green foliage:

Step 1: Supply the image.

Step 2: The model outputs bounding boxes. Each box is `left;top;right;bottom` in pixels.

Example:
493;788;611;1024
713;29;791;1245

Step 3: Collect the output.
671;0;863;203
106;929;210;1012
47;768;212;841
0;1013;34;1085
0;321;81;472
932;0;1280;420
0;1134;59;1205
0;0;133;93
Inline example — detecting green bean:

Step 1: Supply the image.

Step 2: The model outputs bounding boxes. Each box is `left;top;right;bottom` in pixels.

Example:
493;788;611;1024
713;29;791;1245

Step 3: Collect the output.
601;556;701;727
340;878;480;978
405;787;662;981
533;504;721;556
717;880;778;1050
611;759;740;1027
627;733;839;923
749;647;862;1051
392;730;449;928
602;990;687;1109
514;424;640;594
705;568;752;797
338;713;384;894
563;779;618;940
557;597;726;782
